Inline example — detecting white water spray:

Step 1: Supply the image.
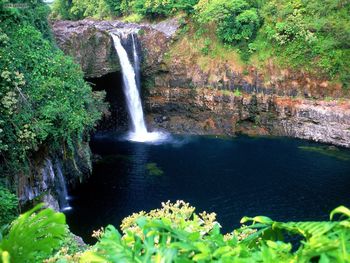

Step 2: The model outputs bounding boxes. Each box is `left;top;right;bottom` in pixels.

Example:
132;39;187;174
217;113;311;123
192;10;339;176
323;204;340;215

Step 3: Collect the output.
131;34;141;90
55;161;72;211
111;32;167;142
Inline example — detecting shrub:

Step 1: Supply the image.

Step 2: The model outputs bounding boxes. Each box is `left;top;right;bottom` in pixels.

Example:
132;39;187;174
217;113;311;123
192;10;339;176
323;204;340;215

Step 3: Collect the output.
52;0;199;19
195;0;261;44
3;201;350;262
0;186;18;227
52;0;123;19
78;201;350;262
257;0;350;85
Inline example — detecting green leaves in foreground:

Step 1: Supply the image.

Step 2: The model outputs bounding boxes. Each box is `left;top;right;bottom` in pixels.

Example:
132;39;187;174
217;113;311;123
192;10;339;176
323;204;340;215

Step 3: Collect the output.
2;201;350;262
79;202;350;263
236;205;350;262
0;204;66;263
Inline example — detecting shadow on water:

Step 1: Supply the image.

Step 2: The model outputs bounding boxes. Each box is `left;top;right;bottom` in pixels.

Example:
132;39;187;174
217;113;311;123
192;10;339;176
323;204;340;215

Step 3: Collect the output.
66;134;350;244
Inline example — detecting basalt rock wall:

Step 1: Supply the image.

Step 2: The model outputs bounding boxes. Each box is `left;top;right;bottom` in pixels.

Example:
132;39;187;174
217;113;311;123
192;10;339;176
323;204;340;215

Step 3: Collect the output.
146;87;350;147
52;19;350;148
17;140;92;210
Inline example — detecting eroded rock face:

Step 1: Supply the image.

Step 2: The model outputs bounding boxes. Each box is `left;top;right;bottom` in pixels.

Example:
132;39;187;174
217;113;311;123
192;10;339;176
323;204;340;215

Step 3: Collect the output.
146;87;350;147
52;19;177;78
17;140;92;208
53;20;119;78
52;19;350;147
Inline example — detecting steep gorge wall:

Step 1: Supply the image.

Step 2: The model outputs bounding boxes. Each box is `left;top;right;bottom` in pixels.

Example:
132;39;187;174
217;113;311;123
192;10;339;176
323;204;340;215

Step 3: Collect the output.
146;87;350;147
17;141;92;209
52;19;350;148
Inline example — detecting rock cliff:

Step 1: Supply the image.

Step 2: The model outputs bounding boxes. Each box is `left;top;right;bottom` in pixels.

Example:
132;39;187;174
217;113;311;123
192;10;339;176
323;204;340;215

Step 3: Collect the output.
52;19;350;147
17;140;92;209
52;19;178;78
146;87;350;147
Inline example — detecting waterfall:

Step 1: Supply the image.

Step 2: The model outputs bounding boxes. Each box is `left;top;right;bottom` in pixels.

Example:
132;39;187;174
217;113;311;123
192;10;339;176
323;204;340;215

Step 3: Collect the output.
54;161;72;211
110;31;167;142
131;34;141;92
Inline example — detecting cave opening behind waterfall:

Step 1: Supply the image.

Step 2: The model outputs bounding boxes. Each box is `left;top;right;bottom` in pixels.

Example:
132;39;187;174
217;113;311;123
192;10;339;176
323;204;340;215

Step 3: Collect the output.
87;72;129;132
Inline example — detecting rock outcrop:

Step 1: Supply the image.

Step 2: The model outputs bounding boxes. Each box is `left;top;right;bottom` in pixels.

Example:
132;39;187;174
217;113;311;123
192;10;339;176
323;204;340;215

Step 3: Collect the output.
17;140;92;209
146;87;350;147
52;19;178;78
52;19;350;148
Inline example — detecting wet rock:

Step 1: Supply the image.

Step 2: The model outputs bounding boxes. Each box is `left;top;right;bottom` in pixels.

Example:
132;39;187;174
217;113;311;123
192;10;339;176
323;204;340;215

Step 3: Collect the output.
151;18;180;38
146;87;350;147
17;140;92;210
52;19;178;78
42;193;60;211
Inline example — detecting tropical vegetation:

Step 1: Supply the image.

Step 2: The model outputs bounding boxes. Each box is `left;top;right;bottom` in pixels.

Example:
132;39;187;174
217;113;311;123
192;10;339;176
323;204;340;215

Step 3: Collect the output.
52;0;350;88
1;201;350;262
0;0;106;178
0;1;349;262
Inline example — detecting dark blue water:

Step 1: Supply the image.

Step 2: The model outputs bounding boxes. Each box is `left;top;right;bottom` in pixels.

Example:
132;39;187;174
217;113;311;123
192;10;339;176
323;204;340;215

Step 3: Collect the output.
66;135;350;243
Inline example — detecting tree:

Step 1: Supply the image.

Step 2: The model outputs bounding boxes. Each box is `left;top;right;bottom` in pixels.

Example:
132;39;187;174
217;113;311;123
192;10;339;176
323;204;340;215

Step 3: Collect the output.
195;0;260;44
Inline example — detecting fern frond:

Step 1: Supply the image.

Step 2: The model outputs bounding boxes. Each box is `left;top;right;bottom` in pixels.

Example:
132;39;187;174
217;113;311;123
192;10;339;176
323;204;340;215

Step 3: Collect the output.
0;204;67;263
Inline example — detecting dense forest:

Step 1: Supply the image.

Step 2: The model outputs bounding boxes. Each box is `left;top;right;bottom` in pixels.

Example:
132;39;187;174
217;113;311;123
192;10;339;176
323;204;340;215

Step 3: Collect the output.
1;0;350;262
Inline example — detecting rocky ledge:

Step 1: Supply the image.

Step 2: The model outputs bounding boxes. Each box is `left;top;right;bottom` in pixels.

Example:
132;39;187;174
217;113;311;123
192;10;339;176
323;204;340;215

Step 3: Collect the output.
146;87;350;147
52;19;178;78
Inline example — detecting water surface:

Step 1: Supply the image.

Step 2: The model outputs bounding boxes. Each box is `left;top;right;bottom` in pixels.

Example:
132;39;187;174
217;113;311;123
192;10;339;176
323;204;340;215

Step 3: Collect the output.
66;135;350;243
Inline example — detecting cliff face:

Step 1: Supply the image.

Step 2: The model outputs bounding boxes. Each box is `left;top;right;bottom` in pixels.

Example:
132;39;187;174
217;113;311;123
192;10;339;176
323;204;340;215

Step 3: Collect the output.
53;20;121;78
146;87;350;147
17;140;92;209
52;19;178;78
52;19;350;148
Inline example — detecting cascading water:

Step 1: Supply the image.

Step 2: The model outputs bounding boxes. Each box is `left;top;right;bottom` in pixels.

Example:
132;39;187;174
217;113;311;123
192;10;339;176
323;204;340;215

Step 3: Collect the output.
131;34;141;91
110;31;167;142
54;161;72;211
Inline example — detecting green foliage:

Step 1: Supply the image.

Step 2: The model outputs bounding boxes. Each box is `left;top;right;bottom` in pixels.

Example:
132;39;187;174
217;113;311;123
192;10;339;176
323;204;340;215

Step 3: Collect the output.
0;0;52;39
2;201;350;262
221;89;242;97
0;204;67;263
193;0;349;87
195;0;260;45
74;201;350;262
52;0;199;20
200;38;211;55
234;89;242;96
0;186;18;227
239;205;350;262
253;0;350;86
0;5;106;175
52;0;121;19
122;13;144;23
131;0;199;18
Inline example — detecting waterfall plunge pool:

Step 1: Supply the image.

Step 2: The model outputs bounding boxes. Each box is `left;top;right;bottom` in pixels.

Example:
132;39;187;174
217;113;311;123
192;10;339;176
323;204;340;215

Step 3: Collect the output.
66;134;350;243
67;26;350;244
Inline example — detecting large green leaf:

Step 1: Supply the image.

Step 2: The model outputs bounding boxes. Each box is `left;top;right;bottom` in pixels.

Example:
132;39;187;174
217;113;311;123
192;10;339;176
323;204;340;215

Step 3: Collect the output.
0;204;67;263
